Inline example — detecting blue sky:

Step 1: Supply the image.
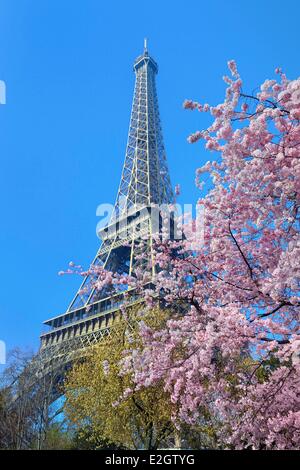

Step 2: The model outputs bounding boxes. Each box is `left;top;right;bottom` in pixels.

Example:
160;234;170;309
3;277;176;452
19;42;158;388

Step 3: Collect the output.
0;0;299;358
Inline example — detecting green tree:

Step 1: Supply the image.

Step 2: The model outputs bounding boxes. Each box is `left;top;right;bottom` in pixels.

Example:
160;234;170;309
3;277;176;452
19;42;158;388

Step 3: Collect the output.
64;308;176;449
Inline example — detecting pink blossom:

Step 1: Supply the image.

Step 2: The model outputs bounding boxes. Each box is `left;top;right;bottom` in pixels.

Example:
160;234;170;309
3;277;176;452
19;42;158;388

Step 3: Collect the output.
187;131;203;144
227;59;239;78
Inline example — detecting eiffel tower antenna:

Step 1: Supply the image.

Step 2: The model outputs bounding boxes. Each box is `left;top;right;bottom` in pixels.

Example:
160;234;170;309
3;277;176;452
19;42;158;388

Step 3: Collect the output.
38;44;174;375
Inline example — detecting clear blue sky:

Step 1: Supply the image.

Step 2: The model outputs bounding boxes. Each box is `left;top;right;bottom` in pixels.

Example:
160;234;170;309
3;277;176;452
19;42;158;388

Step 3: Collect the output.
0;0;299;357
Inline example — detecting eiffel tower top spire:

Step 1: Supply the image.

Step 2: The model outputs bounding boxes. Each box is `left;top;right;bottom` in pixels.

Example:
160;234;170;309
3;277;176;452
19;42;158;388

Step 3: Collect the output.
133;40;157;74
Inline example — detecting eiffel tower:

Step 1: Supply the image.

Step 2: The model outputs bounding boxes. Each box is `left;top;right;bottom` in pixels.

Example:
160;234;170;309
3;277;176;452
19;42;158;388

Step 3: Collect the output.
38;41;174;372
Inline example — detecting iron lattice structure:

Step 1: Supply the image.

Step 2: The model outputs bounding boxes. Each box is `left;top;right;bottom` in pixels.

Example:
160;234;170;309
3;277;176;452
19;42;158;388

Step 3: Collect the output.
38;42;173;372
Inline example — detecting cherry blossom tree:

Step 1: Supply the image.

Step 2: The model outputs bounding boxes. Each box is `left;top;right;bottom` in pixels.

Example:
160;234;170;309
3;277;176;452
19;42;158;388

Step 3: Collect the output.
120;62;300;449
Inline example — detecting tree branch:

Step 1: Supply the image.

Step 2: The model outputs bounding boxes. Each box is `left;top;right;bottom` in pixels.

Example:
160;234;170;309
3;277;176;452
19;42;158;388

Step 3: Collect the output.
228;223;254;279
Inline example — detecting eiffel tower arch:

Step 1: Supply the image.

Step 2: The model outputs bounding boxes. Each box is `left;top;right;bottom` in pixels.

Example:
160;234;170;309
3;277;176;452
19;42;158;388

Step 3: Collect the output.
37;42;174;380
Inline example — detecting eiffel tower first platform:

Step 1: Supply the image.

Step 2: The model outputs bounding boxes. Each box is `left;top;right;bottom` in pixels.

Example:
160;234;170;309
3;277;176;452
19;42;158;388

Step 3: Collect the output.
37;41;174;372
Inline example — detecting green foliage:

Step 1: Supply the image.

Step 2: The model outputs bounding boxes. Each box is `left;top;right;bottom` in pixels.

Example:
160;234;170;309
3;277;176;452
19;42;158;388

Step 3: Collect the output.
70;426;126;450
37;423;73;450
64;307;176;449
